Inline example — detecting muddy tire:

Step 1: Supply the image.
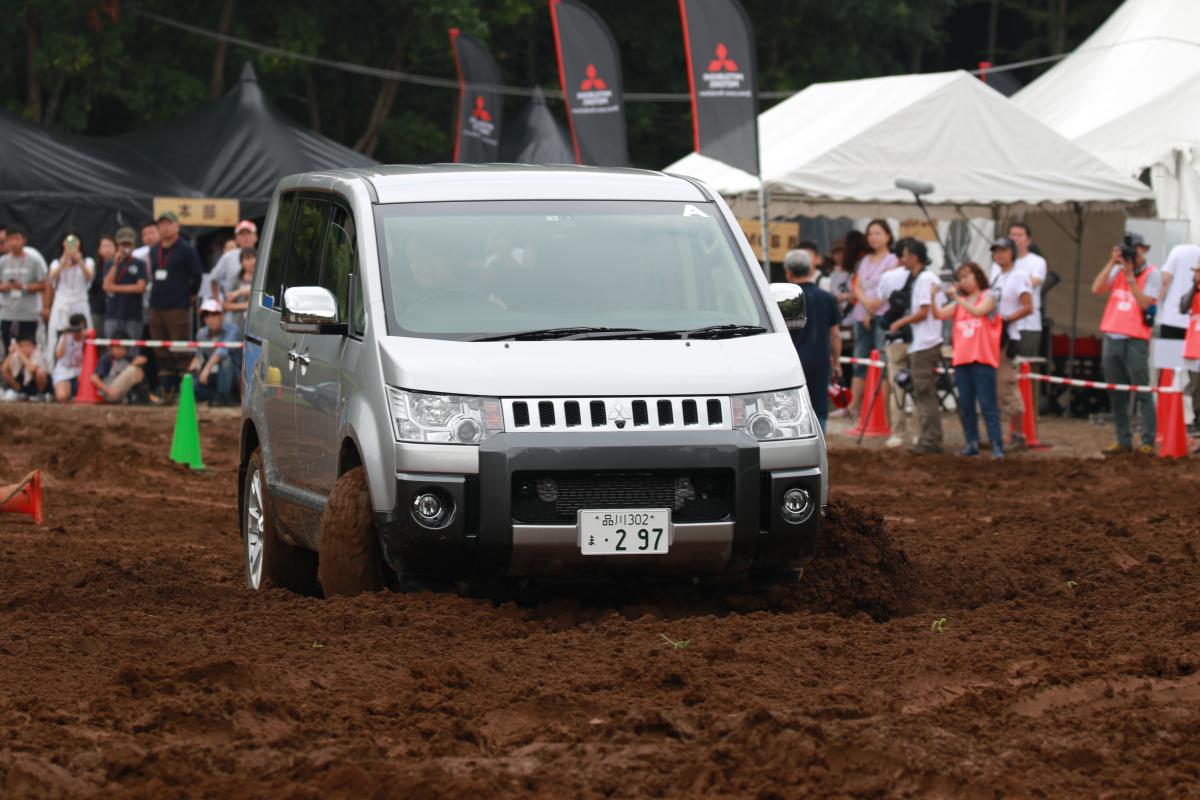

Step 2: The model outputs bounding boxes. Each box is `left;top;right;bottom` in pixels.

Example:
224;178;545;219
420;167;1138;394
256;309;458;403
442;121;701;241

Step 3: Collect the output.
317;467;385;597
243;449;319;595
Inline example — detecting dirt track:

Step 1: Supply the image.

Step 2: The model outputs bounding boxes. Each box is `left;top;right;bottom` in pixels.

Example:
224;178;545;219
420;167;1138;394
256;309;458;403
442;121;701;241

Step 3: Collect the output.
2;404;1199;798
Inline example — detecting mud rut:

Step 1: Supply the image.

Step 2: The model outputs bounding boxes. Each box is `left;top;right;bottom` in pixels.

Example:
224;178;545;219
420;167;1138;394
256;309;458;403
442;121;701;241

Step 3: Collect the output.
1;405;1198;798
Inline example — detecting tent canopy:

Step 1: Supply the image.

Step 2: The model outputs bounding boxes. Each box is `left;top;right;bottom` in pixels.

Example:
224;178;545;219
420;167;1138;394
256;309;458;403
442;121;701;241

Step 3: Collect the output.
499;87;575;165
1013;0;1200;236
111;63;377;217
665;70;1152;219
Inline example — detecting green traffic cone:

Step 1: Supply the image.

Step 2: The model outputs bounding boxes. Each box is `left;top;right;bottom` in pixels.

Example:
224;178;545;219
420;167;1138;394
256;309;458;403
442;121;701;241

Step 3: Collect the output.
169;374;205;470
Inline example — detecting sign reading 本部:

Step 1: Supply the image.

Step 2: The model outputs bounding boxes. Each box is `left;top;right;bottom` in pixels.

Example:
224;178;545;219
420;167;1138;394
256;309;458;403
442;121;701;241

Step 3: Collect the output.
152;197;240;227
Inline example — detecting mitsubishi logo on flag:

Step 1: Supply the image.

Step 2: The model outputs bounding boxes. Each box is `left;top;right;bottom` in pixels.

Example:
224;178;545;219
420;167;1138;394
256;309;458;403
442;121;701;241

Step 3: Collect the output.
471;96;492;121
707;43;738;72
549;0;629;166
580;64;607;91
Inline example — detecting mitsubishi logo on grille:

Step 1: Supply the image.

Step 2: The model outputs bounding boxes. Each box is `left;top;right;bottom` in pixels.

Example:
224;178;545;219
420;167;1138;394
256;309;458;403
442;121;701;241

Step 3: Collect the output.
608;402;630;429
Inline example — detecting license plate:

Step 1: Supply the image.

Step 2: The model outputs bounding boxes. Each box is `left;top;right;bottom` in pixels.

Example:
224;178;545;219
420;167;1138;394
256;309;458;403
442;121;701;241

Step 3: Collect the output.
578;509;671;555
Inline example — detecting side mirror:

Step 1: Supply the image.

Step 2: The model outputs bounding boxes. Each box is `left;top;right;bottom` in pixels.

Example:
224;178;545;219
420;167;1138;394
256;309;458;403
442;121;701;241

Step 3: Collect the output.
281;286;346;335
769;283;807;330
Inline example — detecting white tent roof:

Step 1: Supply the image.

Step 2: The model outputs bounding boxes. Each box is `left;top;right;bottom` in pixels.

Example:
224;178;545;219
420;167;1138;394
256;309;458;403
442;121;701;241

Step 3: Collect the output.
1014;0;1200;170
1013;0;1200;238
665;70;1152;218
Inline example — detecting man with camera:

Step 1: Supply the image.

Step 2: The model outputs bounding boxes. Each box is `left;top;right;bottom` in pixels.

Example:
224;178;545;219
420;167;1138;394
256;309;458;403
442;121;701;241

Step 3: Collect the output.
1091;233;1160;455
885;240;943;454
876;246;913;447
990;238;1034;451
784;249;841;432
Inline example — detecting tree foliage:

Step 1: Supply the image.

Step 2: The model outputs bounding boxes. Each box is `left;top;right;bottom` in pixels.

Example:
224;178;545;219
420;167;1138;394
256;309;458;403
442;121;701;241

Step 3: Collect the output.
0;0;1123;169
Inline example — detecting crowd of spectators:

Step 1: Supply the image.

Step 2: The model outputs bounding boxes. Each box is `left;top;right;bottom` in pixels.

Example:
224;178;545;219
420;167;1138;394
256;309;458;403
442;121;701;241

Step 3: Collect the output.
0;215;255;407
792;220;1200;457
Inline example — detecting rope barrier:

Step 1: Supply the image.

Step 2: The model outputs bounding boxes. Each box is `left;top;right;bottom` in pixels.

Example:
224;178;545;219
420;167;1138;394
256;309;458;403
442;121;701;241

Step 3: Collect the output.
90;338;244;349
836;356;1182;394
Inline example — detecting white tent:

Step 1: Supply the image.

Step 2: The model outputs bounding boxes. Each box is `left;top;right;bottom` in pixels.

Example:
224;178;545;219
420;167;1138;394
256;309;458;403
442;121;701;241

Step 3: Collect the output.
1014;0;1200;240
665;70;1151;220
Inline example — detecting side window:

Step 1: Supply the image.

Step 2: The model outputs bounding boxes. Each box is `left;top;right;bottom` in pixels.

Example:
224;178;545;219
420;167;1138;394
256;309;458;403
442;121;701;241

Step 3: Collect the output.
263;193;296;308
321;204;357;323
284;196;331;302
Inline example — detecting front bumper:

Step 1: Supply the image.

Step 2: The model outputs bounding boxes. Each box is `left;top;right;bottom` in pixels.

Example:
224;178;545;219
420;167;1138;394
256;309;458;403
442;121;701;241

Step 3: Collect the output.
376;431;824;581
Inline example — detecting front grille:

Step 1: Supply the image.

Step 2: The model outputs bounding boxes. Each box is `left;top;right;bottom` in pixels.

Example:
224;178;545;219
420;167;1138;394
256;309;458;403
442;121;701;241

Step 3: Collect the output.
505;396;731;432
511;469;734;524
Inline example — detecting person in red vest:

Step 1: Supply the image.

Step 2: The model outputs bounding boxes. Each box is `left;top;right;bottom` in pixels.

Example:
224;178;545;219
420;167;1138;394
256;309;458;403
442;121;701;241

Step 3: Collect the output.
935;262;1004;458
1090;232;1160;455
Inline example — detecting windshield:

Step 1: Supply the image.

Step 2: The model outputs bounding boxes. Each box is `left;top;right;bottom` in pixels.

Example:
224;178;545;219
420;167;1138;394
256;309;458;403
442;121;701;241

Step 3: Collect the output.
373;200;769;340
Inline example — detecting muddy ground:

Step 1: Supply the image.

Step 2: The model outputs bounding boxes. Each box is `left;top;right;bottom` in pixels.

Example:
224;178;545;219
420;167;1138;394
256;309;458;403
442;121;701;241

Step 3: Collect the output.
1;404;1198;798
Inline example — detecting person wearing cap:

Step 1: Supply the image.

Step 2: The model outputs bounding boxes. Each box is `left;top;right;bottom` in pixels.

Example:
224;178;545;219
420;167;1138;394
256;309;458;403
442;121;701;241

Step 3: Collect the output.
886;240;944;455
988;237;1033;451
189;298;240;406
1091;232;1161;455
148;211;203;396
783;249;842;432
102;227;149;339
209;220;258;303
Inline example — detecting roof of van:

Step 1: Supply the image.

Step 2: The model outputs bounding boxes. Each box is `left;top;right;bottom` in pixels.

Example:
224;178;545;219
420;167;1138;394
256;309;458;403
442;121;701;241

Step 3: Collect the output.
319;163;711;204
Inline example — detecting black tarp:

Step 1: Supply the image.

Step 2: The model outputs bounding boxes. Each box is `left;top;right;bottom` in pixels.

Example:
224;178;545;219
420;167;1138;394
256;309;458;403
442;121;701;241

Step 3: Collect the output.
0;107;191;255
112;63;377;219
499;88;575;164
0;62;376;256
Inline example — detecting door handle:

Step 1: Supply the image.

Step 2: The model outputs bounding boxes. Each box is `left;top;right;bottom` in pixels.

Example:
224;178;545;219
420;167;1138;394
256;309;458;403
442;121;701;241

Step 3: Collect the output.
295;352;311;367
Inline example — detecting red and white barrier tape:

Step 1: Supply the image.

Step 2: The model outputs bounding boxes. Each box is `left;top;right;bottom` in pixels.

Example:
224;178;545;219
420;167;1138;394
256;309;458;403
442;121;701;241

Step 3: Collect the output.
90;338;244;349
837;356;1182;394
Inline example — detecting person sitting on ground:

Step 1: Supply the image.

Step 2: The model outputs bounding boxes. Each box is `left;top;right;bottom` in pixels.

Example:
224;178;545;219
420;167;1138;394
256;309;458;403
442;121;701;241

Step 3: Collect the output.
51;313;88;403
934;262;1003;458
1;334;50;402
221;248;255;336
189;299;240;406
886;240;944;455
90;331;148;404
1091;233;1159;456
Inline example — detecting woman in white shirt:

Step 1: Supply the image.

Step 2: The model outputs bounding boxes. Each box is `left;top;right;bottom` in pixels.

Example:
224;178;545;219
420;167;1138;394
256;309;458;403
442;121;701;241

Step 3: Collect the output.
45;234;94;369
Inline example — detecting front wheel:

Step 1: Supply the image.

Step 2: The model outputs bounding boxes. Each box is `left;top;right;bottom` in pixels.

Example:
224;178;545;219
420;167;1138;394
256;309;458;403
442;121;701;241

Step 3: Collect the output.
243;449;319;594
317;467;385;597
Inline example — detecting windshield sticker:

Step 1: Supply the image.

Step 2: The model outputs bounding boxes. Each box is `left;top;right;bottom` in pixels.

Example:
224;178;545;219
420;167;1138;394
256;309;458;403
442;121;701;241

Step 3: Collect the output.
682;204;709;218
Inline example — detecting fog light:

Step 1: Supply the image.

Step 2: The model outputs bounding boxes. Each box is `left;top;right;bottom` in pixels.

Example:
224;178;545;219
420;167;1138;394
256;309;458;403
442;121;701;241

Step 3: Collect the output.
411;491;449;528
781;487;813;524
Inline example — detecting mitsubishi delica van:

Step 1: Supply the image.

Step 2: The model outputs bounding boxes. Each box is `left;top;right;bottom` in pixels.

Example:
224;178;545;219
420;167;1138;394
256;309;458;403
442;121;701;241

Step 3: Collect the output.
238;164;827;596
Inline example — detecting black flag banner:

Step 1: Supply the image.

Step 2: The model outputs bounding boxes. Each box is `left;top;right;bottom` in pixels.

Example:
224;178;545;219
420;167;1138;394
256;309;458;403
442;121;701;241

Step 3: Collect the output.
549;0;629;167
449;28;504;163
677;0;759;176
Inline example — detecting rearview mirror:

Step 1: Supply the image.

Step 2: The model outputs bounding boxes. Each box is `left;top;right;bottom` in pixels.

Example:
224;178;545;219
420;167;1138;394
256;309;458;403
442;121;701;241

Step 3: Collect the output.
769;283;807;330
281;286;346;335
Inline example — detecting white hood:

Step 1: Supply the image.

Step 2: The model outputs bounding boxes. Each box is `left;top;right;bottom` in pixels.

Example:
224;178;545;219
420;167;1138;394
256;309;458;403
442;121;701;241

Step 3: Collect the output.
378;333;805;398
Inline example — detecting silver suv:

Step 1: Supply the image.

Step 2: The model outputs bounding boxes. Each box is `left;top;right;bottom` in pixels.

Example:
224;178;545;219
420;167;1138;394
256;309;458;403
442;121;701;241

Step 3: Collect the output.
239;165;827;596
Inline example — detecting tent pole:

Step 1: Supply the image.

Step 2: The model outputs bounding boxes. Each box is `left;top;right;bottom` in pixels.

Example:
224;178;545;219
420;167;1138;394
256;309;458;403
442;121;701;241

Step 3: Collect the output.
1066;202;1085;412
758;178;769;276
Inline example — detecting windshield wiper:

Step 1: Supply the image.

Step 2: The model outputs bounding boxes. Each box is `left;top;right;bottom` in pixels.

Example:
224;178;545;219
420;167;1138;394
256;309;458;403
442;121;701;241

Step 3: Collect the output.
561;324;769;341
470;326;643;342
679;324;768;339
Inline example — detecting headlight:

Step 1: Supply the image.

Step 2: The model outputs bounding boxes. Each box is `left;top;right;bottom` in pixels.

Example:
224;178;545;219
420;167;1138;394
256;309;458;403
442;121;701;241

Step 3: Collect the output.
387;388;504;444
732;387;817;440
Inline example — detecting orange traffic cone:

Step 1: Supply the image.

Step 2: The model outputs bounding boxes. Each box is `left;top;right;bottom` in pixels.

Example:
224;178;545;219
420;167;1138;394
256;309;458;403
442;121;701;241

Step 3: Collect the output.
74;329;101;405
1156;369;1177;446
847;349;891;438
1;471;44;525
1011;361;1049;449
1159;370;1189;458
